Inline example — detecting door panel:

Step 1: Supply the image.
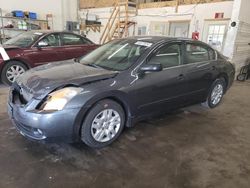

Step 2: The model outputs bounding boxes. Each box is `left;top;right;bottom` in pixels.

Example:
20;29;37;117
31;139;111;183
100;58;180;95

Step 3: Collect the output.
24;47;61;67
59;33;96;60
131;42;189;117
183;42;217;103
25;33;62;66
185;62;215;96
58;44;97;60
133;67;188;117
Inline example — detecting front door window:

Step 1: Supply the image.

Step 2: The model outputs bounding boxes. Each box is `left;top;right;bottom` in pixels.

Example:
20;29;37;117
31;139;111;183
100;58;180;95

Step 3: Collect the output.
148;43;181;68
39;34;60;47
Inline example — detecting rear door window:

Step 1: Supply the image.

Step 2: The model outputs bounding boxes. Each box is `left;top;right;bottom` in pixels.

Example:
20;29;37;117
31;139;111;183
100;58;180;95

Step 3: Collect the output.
185;43;209;64
62;33;85;46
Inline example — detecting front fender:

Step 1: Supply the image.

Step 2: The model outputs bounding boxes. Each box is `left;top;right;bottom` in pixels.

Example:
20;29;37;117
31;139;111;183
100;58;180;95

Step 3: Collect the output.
70;90;136;140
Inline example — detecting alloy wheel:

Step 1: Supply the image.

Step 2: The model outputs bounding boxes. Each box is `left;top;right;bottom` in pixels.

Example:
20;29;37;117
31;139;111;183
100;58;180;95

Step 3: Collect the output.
211;84;223;105
91;109;121;143
6;65;25;83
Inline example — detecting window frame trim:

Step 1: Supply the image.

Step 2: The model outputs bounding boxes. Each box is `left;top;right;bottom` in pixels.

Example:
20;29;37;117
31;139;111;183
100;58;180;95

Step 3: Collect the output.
61;32;86;46
33;32;62;48
145;41;184;69
183;41;218;65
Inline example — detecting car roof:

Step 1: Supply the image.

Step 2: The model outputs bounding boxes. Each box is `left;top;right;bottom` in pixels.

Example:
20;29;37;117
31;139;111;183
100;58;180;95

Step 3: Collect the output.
24;30;95;45
121;36;197;44
27;30;83;36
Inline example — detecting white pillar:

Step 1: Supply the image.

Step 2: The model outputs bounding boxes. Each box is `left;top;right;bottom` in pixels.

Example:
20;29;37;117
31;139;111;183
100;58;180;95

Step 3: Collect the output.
222;0;242;59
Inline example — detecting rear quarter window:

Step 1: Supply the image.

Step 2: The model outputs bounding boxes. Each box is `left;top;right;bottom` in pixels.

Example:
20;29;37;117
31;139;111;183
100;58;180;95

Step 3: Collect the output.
62;33;84;45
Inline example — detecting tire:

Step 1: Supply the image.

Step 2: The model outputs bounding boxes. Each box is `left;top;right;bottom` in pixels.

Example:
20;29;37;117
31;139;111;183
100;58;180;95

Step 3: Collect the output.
202;78;226;109
1;61;28;86
81;99;125;148
237;74;247;81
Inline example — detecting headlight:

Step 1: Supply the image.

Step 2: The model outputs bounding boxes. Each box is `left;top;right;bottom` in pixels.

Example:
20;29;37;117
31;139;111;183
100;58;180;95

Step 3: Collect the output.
41;87;83;111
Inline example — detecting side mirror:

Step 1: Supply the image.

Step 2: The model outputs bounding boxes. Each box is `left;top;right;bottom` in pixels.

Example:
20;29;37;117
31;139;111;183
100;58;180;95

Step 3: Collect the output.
37;41;49;48
138;64;162;78
139;64;162;73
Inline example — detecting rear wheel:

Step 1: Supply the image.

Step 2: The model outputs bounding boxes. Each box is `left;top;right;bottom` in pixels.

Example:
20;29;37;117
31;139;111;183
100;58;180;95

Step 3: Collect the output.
81;99;125;148
237;74;247;81
1;61;28;86
202;78;226;108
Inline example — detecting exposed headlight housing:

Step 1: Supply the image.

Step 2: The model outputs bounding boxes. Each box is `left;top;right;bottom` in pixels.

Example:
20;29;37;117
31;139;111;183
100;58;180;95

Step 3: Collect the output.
41;87;83;111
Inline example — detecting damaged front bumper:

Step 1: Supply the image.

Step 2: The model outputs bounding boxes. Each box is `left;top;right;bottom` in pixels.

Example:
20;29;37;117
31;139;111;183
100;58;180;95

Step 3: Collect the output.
7;87;82;143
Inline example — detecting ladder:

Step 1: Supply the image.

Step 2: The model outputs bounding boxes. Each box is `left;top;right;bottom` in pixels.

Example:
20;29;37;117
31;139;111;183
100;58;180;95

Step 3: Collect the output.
99;0;137;44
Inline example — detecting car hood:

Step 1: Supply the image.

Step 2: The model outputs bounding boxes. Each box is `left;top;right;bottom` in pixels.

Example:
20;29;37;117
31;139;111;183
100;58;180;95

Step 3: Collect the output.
16;60;118;99
2;45;21;51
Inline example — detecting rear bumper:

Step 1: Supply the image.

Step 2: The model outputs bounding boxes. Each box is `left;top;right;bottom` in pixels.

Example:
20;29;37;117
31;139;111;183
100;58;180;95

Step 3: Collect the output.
8;101;82;143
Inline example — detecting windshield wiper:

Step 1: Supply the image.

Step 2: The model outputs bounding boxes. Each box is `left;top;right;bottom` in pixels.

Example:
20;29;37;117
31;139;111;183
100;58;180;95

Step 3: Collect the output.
85;63;104;69
84;63;118;71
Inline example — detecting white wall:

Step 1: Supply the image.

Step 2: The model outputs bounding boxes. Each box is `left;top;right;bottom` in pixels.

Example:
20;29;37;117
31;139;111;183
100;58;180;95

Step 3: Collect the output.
79;7;114;44
0;0;78;30
137;1;233;38
223;0;242;59
238;0;250;23
61;0;78;30
81;1;234;44
223;0;250;72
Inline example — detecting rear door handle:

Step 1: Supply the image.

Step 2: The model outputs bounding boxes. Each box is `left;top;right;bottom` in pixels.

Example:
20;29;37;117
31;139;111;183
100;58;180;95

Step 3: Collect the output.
196;62;210;68
177;74;185;80
196;62;215;70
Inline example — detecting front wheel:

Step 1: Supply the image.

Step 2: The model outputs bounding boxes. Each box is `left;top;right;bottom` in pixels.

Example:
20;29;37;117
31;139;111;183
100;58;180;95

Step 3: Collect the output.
81;99;125;148
1;61;28;86
202;78;226;108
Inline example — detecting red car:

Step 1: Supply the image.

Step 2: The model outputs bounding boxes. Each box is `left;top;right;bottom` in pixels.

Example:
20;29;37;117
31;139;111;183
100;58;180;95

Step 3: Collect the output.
0;31;98;85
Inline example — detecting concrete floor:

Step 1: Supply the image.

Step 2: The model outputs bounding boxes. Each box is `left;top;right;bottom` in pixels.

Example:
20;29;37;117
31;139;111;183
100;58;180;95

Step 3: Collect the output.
0;81;250;188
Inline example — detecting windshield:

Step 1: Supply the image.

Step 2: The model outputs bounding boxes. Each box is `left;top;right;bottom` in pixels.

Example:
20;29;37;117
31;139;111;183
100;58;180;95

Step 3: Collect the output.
4;32;43;47
80;39;152;71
